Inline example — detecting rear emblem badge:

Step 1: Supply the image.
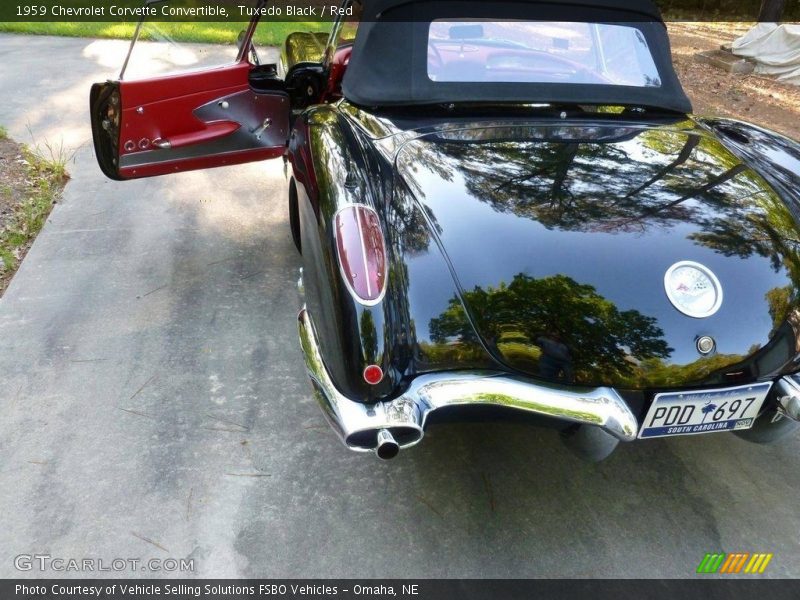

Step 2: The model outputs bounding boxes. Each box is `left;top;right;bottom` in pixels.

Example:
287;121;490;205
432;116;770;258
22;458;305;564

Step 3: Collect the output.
665;261;723;319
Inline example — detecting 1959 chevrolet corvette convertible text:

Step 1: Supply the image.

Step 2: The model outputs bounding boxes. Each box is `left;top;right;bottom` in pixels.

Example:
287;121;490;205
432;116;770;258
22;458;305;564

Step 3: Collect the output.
91;0;800;461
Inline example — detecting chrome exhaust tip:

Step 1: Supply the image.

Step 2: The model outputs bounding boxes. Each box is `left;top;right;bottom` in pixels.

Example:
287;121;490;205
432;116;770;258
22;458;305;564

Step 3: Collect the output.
375;429;400;460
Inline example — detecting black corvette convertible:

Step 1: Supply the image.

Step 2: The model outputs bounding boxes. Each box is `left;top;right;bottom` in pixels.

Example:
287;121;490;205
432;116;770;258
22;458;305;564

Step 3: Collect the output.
91;0;800;460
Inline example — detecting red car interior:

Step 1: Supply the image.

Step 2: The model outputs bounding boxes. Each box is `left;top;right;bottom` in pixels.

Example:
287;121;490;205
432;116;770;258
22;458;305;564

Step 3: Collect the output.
119;64;248;149
113;58;290;179
92;15;354;181
323;45;353;102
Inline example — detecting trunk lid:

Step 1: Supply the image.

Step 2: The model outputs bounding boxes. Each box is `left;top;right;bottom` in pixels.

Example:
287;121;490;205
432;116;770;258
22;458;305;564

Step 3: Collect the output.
394;121;800;389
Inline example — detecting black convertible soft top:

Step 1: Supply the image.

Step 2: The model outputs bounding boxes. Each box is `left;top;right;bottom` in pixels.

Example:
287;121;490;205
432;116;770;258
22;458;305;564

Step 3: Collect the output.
343;0;693;114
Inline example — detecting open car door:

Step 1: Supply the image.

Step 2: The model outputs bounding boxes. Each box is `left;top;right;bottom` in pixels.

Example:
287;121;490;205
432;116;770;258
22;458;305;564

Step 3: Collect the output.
90;0;290;180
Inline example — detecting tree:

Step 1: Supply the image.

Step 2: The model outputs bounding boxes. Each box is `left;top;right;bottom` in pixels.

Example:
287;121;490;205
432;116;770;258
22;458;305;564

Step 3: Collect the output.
758;0;786;21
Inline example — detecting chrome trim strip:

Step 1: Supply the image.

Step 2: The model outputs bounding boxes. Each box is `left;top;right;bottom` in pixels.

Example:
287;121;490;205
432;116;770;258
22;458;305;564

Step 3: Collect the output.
331;204;388;308
355;205;372;298
298;308;639;453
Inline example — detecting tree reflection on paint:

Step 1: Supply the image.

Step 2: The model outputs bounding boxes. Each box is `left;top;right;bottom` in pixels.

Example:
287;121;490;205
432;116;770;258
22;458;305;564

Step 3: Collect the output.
429;273;672;385
394;121;800;386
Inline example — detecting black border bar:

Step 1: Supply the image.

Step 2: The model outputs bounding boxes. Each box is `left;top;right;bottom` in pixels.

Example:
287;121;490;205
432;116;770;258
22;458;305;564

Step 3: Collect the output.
4;580;800;600
2;0;800;22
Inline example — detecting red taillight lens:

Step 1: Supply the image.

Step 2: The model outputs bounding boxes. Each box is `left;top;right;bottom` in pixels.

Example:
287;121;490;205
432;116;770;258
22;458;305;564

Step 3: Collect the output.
334;205;387;305
363;365;384;385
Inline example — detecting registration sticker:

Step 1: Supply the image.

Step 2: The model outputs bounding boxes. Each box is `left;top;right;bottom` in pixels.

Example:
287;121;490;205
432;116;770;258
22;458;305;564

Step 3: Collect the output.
638;382;772;439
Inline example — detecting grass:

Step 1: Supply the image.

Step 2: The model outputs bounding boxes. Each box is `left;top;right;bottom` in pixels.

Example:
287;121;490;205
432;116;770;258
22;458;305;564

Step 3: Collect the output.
26;126;76;183
0;126;7;140
0;138;69;286
0;21;329;47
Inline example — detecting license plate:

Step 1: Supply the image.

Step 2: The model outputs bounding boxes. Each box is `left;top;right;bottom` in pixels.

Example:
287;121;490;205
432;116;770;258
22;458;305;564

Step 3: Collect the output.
638;382;772;439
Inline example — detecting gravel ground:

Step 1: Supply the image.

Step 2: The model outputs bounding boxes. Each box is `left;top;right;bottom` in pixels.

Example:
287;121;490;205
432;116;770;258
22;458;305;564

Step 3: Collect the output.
669;22;800;139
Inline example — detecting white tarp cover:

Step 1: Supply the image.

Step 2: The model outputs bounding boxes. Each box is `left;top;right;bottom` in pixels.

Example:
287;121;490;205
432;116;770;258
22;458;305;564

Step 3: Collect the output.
732;23;800;85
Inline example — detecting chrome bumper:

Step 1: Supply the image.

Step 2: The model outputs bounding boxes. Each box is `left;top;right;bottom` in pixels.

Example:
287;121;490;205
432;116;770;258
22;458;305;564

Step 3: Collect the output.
298;309;639;454
775;376;800;421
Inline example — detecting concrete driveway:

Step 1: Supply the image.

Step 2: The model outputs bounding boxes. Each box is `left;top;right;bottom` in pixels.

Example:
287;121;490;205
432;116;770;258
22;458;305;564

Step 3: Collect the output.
0;34;799;579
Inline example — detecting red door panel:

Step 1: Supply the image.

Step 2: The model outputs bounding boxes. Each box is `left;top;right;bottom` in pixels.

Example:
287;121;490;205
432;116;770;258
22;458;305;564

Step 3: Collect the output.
120;61;252;106
91;58;290;180
119;90;290;179
119;83;247;151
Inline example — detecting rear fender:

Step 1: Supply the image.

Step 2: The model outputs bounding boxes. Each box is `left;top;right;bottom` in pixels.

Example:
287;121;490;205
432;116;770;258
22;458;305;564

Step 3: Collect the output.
699;118;800;210
294;106;395;403
295;104;502;402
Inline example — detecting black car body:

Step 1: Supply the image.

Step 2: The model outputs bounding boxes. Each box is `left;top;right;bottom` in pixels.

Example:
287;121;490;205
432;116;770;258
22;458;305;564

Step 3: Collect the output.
91;0;800;460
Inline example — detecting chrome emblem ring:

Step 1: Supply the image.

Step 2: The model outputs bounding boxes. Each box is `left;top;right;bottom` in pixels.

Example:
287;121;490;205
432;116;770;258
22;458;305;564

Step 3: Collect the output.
664;261;723;319
696;336;716;355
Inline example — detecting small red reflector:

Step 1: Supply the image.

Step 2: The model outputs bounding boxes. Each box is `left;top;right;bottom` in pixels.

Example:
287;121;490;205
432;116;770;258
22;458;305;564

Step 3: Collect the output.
363;365;384;385
335;205;387;305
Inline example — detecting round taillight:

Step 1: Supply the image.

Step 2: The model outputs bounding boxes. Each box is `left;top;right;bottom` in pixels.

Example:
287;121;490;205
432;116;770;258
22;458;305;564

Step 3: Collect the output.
334;205;387;305
363;365;384;386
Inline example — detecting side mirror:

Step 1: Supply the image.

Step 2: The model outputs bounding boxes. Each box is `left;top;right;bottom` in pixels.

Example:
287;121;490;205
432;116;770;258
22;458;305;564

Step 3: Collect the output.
237;30;247;51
